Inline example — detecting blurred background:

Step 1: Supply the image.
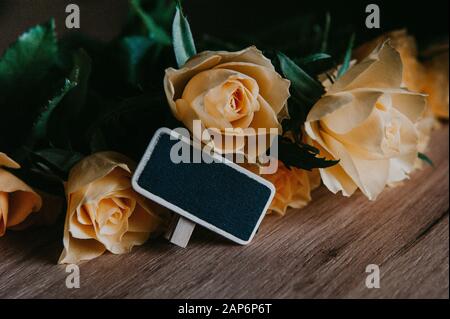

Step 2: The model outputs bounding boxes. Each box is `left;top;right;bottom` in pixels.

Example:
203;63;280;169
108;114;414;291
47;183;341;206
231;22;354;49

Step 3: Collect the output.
1;0;448;53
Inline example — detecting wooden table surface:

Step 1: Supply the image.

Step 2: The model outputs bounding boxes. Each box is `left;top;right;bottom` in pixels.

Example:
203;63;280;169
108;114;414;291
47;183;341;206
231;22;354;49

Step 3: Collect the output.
0;125;448;299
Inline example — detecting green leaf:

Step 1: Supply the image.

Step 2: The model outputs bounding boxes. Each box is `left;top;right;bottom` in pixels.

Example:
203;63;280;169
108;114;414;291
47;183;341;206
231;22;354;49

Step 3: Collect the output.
337;33;355;79
0;20;60;152
283;95;310;133
87;94;171;157
0;20;58;91
27;78;77;148
172;1;197;67
119;36;154;84
278;52;324;102
299;142;320;155
65;49;92;120
278;52;325;132
200;34;241;51
152;0;177;26
47;49;92;149
294;52;333;75
320;12;331;53
90;129;109;153
131;0;171;45
418;152;434;167
32;148;84;179
296;53;332;66
278;137;339;171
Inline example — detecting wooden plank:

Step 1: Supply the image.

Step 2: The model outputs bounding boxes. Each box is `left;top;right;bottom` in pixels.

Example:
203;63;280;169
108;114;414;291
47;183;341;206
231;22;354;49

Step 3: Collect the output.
0;125;448;298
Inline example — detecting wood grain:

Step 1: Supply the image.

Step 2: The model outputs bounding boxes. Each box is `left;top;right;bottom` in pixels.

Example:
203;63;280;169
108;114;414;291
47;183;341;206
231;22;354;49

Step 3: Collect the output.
0;125;448;299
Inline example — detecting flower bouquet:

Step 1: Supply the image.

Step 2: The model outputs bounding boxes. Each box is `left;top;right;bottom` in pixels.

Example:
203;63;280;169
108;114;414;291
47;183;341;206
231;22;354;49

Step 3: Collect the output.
0;0;448;264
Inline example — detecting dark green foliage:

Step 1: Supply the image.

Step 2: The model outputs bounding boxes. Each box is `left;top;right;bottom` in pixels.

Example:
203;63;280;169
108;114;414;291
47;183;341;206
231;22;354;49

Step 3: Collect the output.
418;152;434;167
172;0;197;67
0;3;348;195
278;137;339;171
337;33;355;78
0;20;60;154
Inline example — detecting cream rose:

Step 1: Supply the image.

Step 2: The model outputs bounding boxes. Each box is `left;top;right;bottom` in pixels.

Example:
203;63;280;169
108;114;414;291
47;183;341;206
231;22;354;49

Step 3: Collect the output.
59;152;165;264
164;46;290;153
305;42;427;200
354;30;425;92
354;30;440;167
354;30;448;119
0;152;42;236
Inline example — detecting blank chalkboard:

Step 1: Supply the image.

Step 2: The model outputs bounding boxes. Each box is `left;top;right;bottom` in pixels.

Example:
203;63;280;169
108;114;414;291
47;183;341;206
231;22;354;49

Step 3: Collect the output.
132;128;275;244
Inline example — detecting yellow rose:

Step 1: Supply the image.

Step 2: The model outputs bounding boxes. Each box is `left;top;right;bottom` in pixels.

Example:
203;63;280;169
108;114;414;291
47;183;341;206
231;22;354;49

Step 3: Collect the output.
305;42;426;200
266;163;320;215
383;31;438;168
354;30;449;119
0;152;42;236
59;152;165;264
353;30;424;92
354;30;440;167
164;46;290;153
423;50;449;119
243;161;320;215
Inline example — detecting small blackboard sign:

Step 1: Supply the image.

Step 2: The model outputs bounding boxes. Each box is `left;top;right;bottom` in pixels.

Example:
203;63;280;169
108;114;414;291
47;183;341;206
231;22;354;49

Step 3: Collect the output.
132;128;275;245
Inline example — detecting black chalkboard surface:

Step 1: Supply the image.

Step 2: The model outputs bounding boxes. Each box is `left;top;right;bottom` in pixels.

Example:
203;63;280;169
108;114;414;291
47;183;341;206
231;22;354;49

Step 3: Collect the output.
132;128;275;244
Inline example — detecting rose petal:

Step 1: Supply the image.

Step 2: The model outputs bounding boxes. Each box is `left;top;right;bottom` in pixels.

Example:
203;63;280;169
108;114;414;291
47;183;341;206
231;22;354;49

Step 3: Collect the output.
127;203;161;233
69;208;97;240
0;169;42;235
183;69;258;130
312;90;382;134
329;42;403;94
320;164;358;197
66;152;133;195
0;152;20;169
387;152;417;184
263;162;316;215
6;191;42;227
59;236;106;264
320;130;390;200
185;46;275;70
249;96;282;131
390;90;426;122
0;192;8;236
424;51;449;119
164;55;222;118
214;61;290;114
